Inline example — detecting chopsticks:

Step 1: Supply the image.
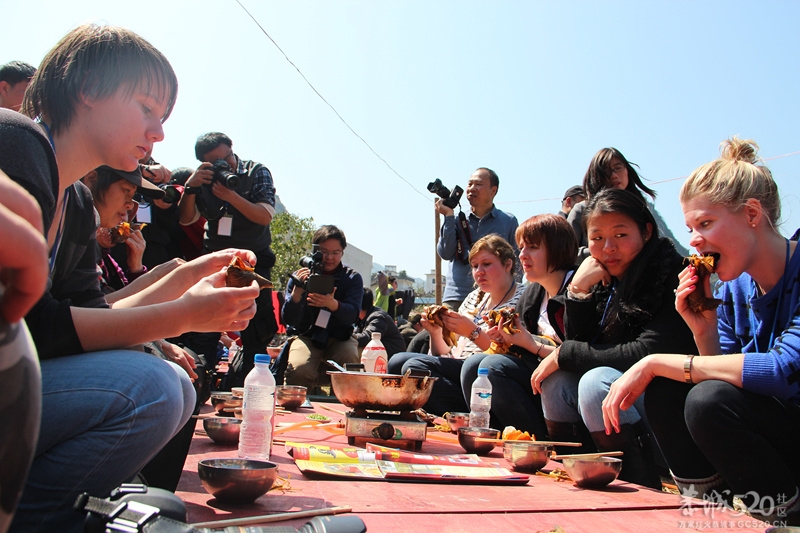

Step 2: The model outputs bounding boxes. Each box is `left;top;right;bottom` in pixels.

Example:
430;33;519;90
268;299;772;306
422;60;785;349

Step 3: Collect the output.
553;451;624;460
273;419;343;435
474;438;583;446
317;403;348;416
190;506;352;528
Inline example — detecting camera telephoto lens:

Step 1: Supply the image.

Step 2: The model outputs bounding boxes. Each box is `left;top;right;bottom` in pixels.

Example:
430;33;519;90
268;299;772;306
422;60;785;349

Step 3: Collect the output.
427;179;462;209
211;159;240;189
427;178;451;199
159;185;181;204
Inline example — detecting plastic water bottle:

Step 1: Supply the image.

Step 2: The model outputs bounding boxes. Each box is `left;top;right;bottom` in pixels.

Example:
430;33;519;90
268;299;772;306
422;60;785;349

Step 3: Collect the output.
469;367;492;428
361;332;388;374
238;354;276;460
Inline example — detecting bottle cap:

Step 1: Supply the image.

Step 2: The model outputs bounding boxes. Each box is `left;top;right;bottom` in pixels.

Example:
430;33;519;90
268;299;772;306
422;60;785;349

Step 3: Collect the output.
371;332;382;340
477;368;489;376
254;354;271;364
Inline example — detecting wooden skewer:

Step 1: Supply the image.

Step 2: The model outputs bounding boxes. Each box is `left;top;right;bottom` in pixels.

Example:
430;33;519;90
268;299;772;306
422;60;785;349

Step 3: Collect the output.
190;505;352;528
317;403;348;416
474;438;583;446
553;451;624;460
191;414;218;419
273;420;342;435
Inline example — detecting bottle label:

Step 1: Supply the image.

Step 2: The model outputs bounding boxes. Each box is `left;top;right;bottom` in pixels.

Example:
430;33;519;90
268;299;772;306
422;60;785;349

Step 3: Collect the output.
362;345;387;374
476;391;492;400
243;386;275;411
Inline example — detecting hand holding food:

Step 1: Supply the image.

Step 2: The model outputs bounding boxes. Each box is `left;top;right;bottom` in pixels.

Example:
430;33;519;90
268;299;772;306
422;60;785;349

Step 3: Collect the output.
683;253;722;312
225;256;273;289
424;304;458;347
108;221;146;244
484;307;519;354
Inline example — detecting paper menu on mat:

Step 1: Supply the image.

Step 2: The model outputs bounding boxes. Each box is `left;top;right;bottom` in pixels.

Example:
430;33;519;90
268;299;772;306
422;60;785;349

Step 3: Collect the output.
287;442;376;463
286;441;529;484
364;443;484;465
376;460;529;481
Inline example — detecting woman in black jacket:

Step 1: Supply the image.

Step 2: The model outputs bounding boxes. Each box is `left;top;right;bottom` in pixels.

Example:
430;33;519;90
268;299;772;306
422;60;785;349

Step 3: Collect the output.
531;188;698;488
461;214;577;439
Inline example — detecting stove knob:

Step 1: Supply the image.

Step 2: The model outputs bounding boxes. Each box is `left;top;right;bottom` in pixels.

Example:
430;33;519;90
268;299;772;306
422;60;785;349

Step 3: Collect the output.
373;422;396;440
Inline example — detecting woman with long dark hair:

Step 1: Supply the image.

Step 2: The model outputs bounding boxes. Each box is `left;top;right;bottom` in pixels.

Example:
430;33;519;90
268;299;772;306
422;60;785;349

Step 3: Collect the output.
532;188;697;488
568;147;686;259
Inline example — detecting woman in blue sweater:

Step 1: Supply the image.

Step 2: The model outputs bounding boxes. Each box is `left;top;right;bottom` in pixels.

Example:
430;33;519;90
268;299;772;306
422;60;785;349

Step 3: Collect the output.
603;138;800;525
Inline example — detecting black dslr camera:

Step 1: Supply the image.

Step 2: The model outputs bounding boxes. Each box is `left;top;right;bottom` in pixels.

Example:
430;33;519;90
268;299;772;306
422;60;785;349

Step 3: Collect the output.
211;159;240;189
293;245;335;295
78;484;367;532
427;178;463;209
299;245;324;275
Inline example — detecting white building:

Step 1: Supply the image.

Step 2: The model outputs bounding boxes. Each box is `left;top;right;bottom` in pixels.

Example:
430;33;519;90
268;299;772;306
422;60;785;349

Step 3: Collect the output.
425;269;446;294
343;243;372;289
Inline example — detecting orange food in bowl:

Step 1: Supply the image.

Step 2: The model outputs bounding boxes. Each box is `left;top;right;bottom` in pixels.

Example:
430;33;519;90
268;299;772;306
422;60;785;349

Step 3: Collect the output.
502;426;534;441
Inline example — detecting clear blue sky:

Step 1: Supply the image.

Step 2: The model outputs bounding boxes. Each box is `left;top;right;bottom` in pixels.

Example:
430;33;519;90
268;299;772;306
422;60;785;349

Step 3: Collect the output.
4;1;799;280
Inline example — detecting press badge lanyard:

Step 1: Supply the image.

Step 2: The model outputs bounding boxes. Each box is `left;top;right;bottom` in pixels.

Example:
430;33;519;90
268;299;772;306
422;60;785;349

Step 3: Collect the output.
217;202;233;236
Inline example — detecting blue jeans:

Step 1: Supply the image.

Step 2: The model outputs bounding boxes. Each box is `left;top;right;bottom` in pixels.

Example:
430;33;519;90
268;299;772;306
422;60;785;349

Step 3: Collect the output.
541;366;645;432
461;353;546;437
11;351;195;533
387;352;468;415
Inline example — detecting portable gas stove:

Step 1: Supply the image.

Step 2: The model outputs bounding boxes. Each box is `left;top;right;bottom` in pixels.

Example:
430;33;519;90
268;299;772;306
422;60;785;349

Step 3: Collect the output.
345;408;428;451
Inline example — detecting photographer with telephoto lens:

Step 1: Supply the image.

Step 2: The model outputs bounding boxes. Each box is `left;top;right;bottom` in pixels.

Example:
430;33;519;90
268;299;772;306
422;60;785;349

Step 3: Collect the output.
179;132;278;386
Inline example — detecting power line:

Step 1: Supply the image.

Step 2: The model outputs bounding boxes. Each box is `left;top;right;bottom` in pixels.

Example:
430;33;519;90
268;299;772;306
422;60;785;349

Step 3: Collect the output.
499;150;800;205
235;0;431;202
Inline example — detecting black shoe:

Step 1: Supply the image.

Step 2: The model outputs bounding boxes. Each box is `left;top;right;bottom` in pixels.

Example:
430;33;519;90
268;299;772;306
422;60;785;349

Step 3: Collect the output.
545;419;596;456
590;422;662;490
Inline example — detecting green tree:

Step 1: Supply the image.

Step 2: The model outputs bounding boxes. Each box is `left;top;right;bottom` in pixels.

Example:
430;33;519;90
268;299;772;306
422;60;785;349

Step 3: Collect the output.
270;212;316;290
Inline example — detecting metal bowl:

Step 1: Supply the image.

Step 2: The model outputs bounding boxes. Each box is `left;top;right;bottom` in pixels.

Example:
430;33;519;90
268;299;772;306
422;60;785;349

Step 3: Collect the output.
202;417;241;445
562;456;622;488
458;426;499;455
445;412;470;432
276;385;307;410
210;392;242;416
231;387;245;399
210;392;232;411
197;458;278;502
327;370;437;411
503;441;551;472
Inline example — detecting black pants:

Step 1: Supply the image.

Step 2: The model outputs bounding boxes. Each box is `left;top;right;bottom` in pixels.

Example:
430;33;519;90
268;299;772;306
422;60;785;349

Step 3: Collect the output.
646;377;800;507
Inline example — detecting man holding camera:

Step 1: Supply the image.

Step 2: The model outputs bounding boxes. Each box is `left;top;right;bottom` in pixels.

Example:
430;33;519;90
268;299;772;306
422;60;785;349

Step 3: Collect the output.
282;225;363;389
179;132;278;386
436;167;518;310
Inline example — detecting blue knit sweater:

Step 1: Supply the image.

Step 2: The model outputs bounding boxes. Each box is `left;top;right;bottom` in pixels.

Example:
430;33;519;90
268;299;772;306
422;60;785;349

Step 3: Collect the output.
719;242;800;404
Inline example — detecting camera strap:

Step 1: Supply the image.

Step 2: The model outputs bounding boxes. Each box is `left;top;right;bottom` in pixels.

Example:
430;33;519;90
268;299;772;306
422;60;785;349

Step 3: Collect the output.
455;211;474;264
76;492;198;533
76;492;160;528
